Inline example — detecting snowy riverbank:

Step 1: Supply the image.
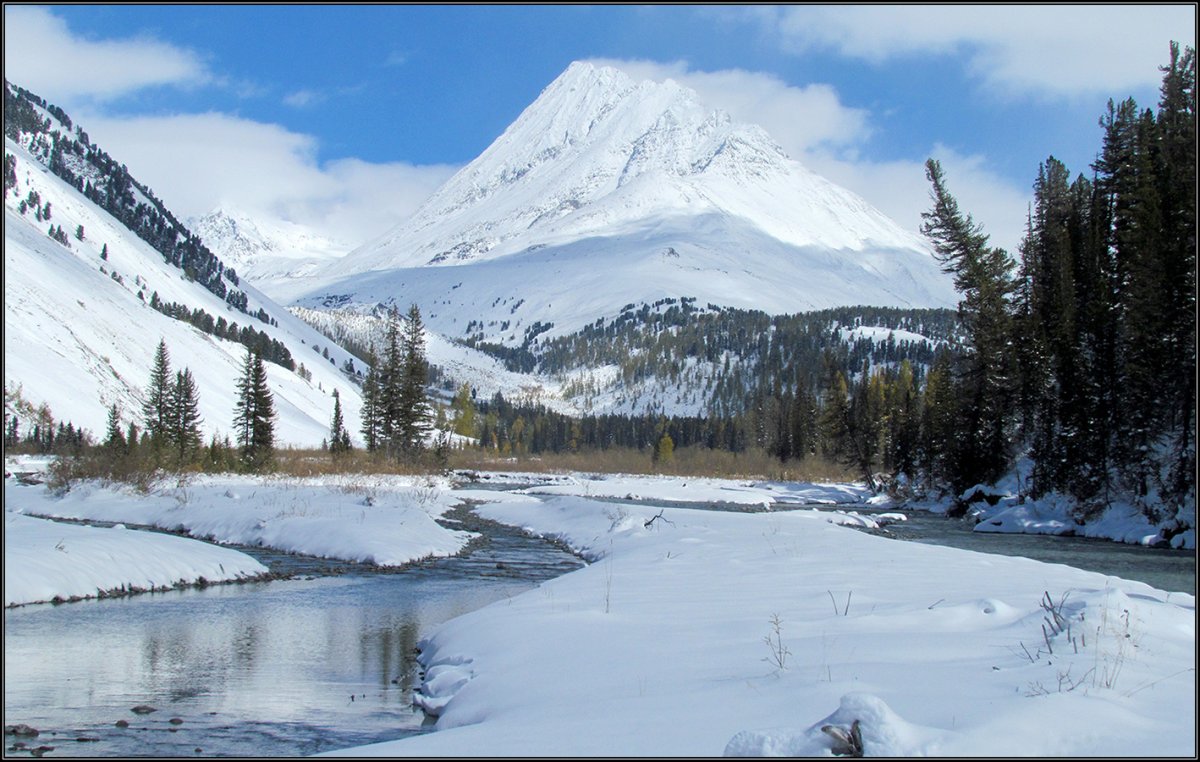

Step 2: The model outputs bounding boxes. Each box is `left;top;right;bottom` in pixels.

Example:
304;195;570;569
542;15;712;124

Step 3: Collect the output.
4;461;1193;755
4;460;472;607
4;510;269;608
331;487;1195;757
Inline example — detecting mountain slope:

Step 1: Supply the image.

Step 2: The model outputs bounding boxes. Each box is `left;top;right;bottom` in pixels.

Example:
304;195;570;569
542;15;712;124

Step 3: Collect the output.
3;84;365;447
294;62;955;343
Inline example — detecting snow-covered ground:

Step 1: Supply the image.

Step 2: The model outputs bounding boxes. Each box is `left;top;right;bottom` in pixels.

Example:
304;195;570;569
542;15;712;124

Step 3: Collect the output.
3;511;269;608
3;459;470;607
5;459;1193;756
333;487;1194;758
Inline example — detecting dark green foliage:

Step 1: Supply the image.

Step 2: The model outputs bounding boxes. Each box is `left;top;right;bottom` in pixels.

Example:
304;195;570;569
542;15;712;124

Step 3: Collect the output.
142;339;173;447
329;389;351;457
363;305;432;460
359;348;381;452
396;304;433;454
233;349;276;471
148;294;294;370
921;158;1018;491
104;403;126;452
231;350;275;470
3;152;15;194
170;368;203;465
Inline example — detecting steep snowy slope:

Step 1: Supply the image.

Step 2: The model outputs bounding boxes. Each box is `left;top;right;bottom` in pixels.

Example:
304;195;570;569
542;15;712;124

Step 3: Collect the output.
295;62;955;342
4;136;363;447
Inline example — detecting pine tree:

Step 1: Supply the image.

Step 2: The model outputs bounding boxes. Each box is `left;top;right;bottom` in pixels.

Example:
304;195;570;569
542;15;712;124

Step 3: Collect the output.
396;304;432;455
359;348;381;452
377;307;404;456
233;349;275;471
329;388;351;457
921;159;1018;491
170;368;203;465
1155;43;1197;504
104;403;126;451
142;339;173;450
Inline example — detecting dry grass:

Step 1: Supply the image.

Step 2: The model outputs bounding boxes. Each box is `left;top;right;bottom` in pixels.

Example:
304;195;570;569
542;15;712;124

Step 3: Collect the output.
448;445;859;482
270;447;440;478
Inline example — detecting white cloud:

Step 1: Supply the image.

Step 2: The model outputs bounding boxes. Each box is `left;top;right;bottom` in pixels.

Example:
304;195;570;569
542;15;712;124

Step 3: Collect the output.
76;111;457;246
759;5;1196;98
282;89;326;109
803;147;1031;258
587;58;871;158
2;6;210;102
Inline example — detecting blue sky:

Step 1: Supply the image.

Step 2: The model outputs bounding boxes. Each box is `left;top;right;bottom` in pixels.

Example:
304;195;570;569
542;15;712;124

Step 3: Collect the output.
4;4;1195;255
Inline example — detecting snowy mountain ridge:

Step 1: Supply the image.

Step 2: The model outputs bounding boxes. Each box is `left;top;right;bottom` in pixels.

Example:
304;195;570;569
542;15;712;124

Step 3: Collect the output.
332;60;932;273
295;61;957;346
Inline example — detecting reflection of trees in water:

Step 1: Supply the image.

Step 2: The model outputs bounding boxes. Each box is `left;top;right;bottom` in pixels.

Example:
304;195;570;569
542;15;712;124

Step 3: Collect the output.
359;616;420;699
141;615;261;703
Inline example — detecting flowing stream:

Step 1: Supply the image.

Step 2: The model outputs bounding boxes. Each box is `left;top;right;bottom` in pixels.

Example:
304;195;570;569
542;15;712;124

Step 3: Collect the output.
3;503;583;758
4;485;1193;757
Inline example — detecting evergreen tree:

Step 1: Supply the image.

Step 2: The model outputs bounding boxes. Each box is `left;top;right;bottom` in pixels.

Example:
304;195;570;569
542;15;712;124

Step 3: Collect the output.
377;306;404;456
359;348;381;452
396;304;432;455
921;159;1018;491
918;349;958;492
104;403;126;452
329;388;351;456
170;367;203;465
1155;43;1197;504
232;349;275;471
142;339;173;449
885;360;920;479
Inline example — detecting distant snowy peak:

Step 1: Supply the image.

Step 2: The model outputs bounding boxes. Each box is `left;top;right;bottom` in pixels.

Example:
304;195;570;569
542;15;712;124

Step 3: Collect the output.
334;61;928;276
190;207;351;298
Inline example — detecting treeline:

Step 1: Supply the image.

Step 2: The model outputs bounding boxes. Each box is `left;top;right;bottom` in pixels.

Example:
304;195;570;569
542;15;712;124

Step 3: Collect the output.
914;43;1195;525
11;338;286;490
149;293;295;371
4;81;252;315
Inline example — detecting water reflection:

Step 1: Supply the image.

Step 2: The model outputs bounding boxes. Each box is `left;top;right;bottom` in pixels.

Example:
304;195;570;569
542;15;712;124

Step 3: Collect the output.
4;514;584;757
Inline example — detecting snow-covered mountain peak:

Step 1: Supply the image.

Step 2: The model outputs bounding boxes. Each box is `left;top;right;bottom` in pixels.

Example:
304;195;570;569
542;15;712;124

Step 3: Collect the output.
328;61;814;274
294;61;957;345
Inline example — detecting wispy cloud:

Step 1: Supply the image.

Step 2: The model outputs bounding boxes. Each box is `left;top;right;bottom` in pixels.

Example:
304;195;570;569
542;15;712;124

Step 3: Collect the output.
2;6;211;102
585;58;872;158
741;5;1196;99
283;89;326;108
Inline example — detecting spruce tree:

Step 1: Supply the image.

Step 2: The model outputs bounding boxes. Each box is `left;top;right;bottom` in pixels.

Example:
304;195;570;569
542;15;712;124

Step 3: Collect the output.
142;339;173;449
921;159;1018;491
396;303;431;454
329;388;351;456
104;403;126;452
378;307;404;456
170;367;203;465
359;348;381;452
233;349;275;471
